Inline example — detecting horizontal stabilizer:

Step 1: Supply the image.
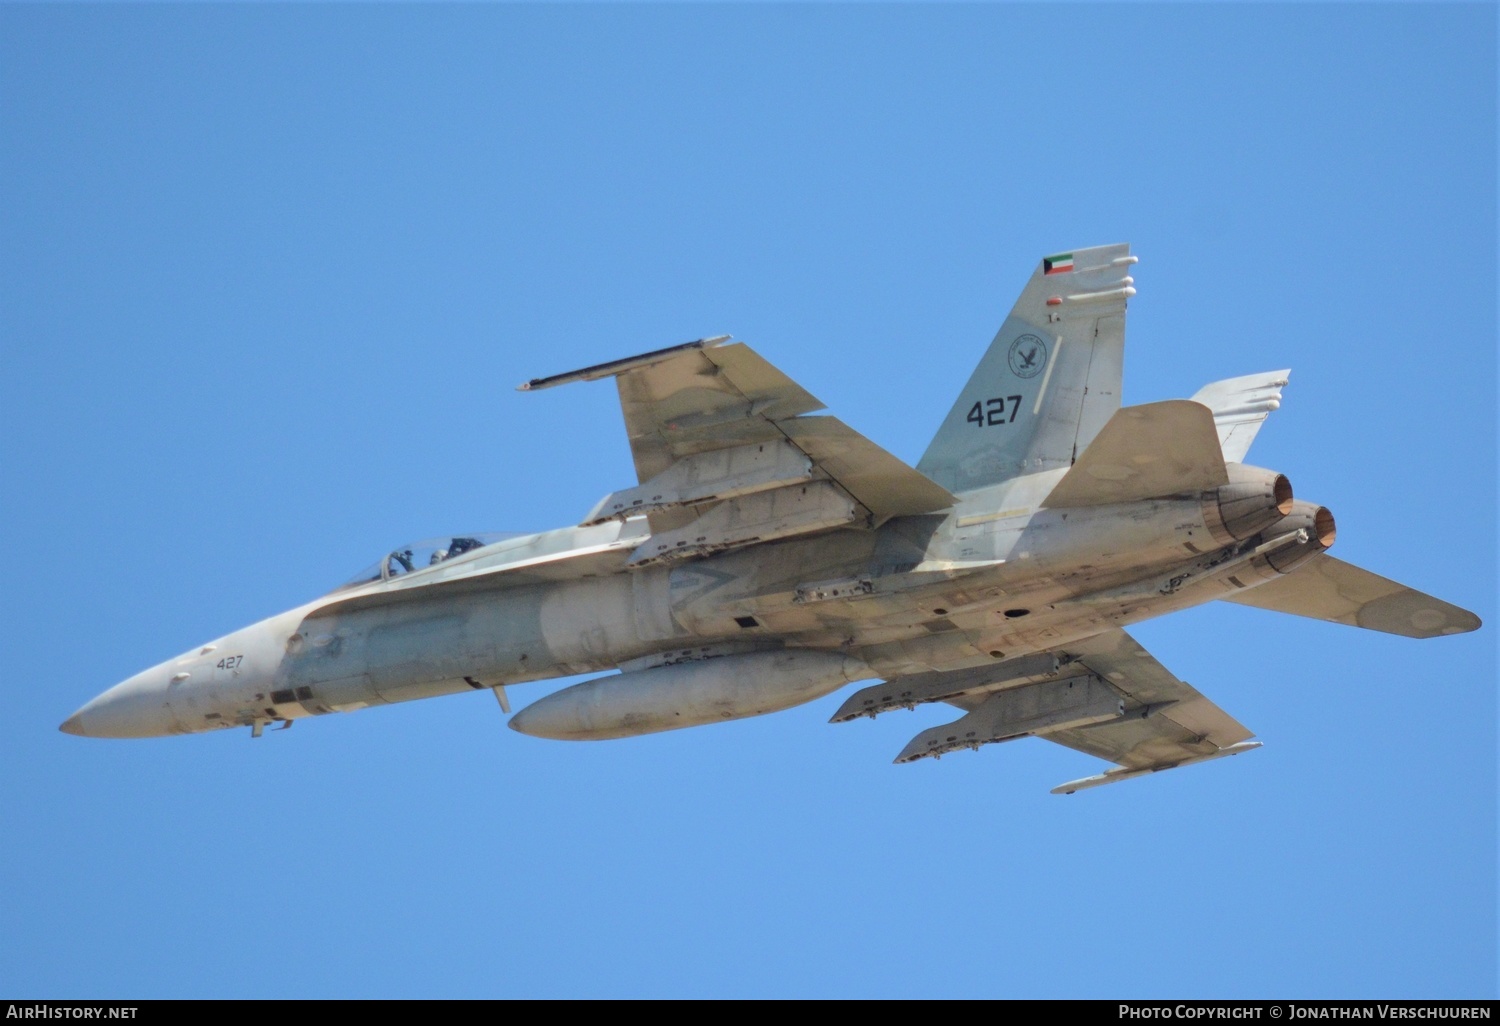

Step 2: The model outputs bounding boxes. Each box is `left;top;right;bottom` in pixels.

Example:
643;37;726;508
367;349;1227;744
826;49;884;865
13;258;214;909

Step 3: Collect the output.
1042;400;1228;508
1191;370;1290;463
1223;553;1481;638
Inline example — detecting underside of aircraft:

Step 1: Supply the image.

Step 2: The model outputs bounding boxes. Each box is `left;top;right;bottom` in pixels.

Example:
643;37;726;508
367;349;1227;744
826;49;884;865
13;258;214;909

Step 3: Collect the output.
63;243;1480;793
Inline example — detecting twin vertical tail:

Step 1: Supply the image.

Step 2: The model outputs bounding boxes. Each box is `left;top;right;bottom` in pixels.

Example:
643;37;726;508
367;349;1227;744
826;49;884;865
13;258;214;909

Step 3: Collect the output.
917;244;1136;494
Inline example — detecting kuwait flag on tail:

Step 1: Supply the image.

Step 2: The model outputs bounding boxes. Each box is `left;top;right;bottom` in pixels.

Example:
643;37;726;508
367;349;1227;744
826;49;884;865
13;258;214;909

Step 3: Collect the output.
1044;253;1075;275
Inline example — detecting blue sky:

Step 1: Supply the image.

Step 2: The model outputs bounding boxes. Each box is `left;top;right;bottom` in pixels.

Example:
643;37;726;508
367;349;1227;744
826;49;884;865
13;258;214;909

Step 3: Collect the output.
1;4;1494;999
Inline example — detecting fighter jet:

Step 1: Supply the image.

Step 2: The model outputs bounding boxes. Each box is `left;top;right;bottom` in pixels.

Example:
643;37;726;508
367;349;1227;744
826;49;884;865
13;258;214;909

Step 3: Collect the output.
61;244;1481;793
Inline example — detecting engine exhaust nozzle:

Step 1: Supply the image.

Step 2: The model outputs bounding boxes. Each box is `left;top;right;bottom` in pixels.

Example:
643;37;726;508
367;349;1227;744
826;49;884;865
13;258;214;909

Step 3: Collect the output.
1239;501;1336;581
1202;465;1295;544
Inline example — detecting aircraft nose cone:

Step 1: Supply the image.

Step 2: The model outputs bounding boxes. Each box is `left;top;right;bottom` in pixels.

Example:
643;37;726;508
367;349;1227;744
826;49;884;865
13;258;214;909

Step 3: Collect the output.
62;672;180;739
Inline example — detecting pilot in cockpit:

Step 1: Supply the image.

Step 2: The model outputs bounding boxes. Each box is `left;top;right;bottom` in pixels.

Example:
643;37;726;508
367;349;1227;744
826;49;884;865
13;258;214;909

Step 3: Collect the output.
426;537;483;566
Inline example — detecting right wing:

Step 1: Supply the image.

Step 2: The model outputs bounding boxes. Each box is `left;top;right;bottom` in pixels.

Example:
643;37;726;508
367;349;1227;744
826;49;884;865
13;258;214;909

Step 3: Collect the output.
839;628;1259;794
1031;629;1259;793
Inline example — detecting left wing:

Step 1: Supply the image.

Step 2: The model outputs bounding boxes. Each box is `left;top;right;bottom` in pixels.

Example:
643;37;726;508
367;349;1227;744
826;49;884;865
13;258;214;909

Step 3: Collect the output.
522;336;822;483
521;337;955;552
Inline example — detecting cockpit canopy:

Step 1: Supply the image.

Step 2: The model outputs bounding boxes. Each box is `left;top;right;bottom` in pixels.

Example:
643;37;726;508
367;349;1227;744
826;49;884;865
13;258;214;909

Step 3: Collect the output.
337;533;522;591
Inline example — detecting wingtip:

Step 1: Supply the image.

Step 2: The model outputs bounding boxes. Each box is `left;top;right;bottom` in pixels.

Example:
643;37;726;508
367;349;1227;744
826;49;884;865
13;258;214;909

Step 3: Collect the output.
1050;741;1263;794
517;336;735;394
1443;609;1482;635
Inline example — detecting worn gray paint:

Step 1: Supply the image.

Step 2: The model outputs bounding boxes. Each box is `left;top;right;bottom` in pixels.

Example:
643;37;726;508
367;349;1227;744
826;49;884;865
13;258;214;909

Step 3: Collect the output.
61;244;1482;792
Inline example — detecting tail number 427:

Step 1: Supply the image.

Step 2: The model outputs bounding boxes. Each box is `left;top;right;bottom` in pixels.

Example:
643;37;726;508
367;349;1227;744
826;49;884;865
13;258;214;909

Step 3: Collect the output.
967;396;1023;427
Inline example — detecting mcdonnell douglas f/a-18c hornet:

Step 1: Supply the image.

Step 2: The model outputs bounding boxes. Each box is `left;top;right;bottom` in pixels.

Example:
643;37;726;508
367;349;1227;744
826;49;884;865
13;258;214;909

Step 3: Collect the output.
62;244;1480;792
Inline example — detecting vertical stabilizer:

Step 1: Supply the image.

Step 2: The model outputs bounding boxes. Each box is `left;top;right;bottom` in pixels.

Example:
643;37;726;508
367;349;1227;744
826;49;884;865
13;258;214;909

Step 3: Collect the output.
918;244;1136;493
1191;370;1291;463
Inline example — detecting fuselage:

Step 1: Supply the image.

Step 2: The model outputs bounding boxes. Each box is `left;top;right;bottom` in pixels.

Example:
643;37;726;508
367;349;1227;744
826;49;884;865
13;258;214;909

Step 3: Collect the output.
61;462;1320;740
